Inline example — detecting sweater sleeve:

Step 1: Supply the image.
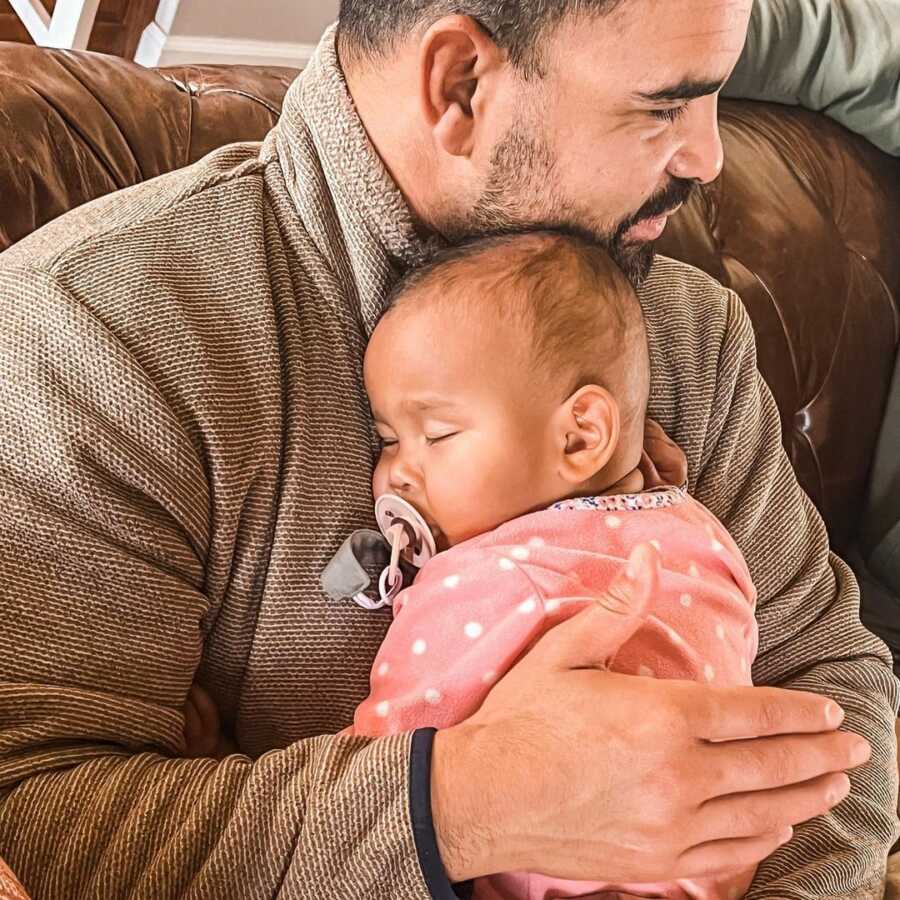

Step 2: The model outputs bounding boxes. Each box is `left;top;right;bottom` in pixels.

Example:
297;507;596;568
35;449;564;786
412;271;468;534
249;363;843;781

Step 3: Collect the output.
693;289;900;899
0;266;431;900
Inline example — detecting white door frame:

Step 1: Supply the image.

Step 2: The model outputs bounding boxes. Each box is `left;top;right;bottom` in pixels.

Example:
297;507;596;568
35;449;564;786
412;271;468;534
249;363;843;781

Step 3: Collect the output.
8;0;101;50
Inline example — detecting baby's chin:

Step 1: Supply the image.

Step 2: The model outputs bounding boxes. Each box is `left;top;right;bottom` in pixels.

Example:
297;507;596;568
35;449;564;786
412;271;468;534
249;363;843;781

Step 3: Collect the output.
435;519;496;552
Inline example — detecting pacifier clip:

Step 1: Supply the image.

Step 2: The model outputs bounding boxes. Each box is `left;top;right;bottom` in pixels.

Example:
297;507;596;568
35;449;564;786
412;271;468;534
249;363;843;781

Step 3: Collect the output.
319;494;437;610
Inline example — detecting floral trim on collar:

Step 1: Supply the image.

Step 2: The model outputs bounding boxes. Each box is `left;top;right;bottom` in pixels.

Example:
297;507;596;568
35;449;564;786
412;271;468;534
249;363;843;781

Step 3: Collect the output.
550;485;687;513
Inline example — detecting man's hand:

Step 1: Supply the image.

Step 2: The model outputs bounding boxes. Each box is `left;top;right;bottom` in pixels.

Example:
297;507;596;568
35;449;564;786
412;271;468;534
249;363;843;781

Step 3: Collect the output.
430;545;869;884
640;418;688;488
183;682;222;758
183;683;237;759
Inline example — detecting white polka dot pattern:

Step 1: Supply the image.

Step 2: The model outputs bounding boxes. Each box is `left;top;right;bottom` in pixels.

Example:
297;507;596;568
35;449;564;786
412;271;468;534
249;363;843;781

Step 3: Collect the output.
464;622;483;639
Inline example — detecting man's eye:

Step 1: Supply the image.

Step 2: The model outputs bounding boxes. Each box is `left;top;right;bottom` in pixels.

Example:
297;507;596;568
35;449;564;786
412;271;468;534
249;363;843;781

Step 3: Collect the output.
379;437;398;448
650;104;688;123
426;433;457;445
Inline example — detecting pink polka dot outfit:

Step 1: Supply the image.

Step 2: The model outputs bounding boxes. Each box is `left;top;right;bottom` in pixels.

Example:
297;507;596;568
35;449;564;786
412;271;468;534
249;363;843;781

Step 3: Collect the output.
348;487;759;899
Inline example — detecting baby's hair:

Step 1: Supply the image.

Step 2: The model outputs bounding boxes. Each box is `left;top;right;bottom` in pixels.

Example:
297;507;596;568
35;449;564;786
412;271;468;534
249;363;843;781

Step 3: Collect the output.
384;228;650;422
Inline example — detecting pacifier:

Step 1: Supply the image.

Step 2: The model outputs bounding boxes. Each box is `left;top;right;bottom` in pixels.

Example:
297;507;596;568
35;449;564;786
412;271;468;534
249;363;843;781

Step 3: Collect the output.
371;494;437;608
320;495;439;611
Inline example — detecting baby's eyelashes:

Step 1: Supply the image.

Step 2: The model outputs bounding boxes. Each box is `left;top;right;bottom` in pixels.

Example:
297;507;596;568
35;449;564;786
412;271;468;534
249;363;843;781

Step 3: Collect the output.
377;433;458;448
426;432;458;445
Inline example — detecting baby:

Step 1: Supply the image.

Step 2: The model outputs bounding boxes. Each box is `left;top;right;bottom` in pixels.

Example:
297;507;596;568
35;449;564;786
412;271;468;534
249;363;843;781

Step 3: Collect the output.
348;231;759;900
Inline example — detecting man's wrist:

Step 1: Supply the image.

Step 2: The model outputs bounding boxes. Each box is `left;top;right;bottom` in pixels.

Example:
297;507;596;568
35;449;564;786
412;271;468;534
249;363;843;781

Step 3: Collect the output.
409;728;470;898
430;723;497;883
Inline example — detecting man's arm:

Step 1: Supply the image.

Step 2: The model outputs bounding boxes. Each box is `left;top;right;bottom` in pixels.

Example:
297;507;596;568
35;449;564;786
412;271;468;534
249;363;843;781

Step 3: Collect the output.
0;266;432;900
693;288;900;898
723;0;900;156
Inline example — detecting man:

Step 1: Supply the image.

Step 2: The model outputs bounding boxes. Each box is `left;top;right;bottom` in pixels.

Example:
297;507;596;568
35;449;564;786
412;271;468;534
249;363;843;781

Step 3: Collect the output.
0;2;895;899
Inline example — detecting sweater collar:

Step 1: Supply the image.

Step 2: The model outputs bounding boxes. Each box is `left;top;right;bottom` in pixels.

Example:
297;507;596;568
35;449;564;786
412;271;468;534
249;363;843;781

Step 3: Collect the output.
273;26;670;325
276;24;440;274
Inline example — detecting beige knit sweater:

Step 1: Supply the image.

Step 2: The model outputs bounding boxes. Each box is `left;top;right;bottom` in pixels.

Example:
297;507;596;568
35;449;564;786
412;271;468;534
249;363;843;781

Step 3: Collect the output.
0;26;896;900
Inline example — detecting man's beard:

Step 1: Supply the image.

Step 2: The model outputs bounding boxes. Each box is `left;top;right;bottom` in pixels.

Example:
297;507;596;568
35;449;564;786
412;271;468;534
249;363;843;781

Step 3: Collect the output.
607;177;695;284
441;124;695;287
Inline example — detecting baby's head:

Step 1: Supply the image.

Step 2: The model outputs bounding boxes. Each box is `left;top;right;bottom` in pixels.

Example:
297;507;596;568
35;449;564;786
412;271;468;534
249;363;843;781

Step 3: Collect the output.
365;230;650;549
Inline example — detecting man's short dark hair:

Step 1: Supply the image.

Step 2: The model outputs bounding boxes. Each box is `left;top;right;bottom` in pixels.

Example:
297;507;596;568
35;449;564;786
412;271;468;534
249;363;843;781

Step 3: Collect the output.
338;1;623;75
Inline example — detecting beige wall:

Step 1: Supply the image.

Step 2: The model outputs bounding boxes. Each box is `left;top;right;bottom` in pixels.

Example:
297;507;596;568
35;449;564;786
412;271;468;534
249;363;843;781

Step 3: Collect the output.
170;0;338;45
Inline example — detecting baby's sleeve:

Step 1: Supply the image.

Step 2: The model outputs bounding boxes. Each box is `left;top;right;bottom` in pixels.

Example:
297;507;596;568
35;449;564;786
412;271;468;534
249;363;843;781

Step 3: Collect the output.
609;509;759;689
349;541;574;737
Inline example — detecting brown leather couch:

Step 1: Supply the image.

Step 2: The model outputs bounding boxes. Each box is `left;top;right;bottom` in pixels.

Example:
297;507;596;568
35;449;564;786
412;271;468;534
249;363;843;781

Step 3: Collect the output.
1;40;898;554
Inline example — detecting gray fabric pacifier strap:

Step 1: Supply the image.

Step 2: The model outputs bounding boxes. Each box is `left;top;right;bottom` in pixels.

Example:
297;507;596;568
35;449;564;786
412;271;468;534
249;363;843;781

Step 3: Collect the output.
320;529;390;602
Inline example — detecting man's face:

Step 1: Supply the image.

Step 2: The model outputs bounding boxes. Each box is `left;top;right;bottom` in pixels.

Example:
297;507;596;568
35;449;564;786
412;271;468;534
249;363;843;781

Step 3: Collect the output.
441;0;752;284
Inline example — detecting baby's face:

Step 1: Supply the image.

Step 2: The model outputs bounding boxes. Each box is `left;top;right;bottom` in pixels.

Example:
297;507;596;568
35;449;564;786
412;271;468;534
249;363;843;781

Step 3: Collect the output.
365;303;565;549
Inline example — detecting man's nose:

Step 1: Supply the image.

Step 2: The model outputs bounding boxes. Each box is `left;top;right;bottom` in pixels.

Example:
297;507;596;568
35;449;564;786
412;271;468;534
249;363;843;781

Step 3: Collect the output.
666;94;724;186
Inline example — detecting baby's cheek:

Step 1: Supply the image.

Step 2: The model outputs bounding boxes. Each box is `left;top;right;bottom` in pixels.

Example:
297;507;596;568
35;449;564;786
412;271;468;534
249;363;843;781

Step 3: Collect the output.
446;469;509;537
372;458;390;498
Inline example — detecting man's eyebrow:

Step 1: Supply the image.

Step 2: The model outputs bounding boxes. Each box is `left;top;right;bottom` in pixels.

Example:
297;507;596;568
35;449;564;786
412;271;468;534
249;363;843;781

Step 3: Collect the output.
635;78;726;103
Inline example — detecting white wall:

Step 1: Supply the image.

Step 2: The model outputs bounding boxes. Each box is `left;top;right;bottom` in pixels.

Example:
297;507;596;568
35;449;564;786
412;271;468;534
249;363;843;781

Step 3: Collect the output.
171;0;338;44
136;0;338;68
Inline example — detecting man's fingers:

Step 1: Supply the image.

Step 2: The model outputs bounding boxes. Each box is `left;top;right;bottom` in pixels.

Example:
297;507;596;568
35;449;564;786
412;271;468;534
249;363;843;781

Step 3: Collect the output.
643;418;688;487
688;684;845;741
182;695;203;752
532;544;659;671
677;828;794;880
699;731;869;798
183;683;223;758
638;448;663;489
696;772;851;842
188;682;221;736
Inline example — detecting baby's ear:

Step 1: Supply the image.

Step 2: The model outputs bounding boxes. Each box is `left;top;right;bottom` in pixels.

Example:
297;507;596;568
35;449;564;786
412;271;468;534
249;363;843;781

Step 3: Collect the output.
557;385;620;484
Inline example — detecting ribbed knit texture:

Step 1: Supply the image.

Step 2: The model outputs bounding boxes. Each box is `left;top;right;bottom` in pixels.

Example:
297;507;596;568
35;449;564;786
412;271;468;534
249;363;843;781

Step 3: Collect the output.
0;24;896;900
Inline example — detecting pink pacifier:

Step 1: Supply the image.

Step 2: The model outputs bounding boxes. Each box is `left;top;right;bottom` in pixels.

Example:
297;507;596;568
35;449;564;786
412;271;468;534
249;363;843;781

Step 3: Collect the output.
372;494;437;607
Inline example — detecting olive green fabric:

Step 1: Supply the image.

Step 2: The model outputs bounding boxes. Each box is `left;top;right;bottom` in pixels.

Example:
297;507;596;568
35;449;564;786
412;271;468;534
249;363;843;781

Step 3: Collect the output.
725;0;900;155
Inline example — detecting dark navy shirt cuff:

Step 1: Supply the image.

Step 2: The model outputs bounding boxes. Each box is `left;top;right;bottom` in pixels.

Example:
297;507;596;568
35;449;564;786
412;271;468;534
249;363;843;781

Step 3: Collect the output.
410;728;474;900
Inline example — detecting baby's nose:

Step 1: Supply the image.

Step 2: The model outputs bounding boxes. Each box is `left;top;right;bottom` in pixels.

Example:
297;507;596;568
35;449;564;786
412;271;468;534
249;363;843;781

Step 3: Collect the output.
388;455;421;494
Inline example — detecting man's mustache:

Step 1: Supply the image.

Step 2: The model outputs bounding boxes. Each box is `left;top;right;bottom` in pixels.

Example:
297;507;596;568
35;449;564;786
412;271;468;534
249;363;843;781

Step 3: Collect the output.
614;178;696;242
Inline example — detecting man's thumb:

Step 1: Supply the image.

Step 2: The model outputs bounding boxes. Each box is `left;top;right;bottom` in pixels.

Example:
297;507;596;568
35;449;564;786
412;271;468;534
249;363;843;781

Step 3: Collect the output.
537;543;660;670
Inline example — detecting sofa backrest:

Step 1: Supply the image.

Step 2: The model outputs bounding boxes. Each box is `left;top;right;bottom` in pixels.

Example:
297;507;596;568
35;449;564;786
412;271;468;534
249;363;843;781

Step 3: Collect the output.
1;40;898;549
0;42;292;250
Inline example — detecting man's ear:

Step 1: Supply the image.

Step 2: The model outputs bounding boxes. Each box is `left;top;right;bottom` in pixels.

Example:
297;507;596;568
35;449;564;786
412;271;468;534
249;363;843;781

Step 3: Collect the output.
556;385;620;484
418;15;504;159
